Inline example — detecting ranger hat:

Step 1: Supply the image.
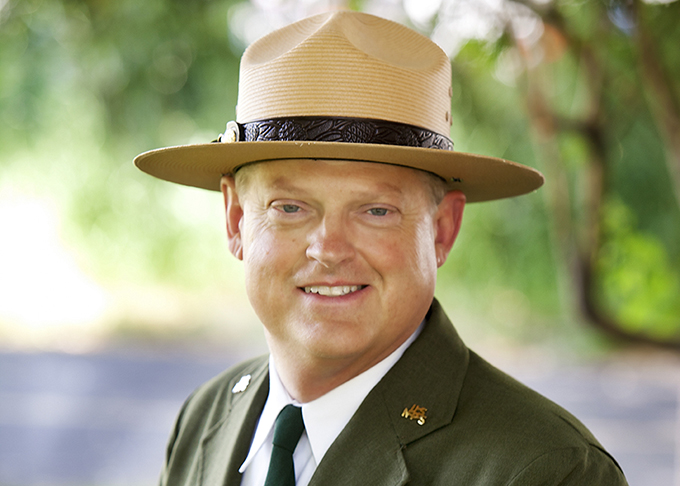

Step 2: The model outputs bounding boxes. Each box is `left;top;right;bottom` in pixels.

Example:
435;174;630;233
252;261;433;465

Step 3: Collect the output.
134;11;543;202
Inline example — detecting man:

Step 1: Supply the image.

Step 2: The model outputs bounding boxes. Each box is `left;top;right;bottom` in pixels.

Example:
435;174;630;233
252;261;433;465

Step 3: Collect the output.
135;11;627;485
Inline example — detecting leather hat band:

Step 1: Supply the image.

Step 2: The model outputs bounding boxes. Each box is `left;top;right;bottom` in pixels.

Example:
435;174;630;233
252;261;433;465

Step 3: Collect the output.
217;116;454;151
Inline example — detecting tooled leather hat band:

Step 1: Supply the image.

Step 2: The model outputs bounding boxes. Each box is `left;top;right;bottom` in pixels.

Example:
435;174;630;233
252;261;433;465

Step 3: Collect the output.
216;116;454;151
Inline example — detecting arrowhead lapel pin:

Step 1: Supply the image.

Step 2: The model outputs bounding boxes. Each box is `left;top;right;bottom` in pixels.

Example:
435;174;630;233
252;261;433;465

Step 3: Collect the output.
232;374;251;394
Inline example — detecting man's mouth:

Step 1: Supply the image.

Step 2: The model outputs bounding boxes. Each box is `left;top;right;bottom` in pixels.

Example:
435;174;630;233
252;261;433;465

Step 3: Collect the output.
303;285;366;296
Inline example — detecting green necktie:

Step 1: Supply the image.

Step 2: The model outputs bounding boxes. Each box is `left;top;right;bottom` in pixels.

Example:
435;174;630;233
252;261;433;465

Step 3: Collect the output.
264;405;305;486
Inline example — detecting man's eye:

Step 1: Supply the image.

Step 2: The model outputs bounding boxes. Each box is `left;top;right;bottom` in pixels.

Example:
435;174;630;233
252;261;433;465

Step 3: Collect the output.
367;207;389;216
280;204;301;213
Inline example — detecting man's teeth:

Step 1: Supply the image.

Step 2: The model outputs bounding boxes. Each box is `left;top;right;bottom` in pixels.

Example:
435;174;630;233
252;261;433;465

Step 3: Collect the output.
304;285;363;296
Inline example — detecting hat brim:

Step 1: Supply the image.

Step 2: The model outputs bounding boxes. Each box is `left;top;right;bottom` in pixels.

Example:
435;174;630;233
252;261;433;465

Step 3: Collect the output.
133;141;544;203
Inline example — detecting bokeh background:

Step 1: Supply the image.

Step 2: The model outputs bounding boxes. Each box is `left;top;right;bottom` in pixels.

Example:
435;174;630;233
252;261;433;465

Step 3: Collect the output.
1;0;679;484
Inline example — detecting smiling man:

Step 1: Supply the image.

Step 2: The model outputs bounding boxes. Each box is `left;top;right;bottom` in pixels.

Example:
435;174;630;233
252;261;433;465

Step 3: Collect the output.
135;10;627;486
222;159;463;404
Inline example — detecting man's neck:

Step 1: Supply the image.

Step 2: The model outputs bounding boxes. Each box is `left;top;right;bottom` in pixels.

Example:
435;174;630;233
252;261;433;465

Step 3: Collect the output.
266;325;423;403
268;352;375;403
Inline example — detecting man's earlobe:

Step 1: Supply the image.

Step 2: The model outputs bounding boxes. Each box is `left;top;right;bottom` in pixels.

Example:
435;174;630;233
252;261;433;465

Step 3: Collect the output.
434;191;466;268
221;176;244;260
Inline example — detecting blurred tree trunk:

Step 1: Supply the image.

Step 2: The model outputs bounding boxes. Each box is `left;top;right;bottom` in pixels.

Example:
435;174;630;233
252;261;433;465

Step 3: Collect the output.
634;0;680;209
512;0;680;348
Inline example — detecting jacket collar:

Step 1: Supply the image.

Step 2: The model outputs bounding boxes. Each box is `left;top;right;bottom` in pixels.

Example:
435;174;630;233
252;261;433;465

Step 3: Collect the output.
382;298;469;445
199;358;269;485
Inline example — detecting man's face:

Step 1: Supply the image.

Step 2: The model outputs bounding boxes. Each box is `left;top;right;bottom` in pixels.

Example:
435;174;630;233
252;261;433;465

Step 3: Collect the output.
222;159;464;378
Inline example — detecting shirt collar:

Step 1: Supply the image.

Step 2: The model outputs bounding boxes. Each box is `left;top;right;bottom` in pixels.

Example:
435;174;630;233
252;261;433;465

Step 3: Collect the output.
238;355;300;474
240;322;423;473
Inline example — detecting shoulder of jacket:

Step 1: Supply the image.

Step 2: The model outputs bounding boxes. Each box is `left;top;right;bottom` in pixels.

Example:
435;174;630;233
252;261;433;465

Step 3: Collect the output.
461;351;605;451
507;444;628;485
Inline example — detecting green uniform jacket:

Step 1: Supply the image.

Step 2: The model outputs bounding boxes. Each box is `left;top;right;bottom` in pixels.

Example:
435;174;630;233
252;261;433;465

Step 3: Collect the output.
160;299;628;485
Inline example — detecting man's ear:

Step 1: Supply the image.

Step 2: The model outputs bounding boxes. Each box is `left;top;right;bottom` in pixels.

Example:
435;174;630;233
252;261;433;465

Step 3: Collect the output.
434;190;466;268
220;175;244;260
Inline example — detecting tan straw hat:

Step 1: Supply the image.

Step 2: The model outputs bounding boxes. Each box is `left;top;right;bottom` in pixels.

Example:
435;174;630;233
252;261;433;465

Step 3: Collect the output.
134;11;544;202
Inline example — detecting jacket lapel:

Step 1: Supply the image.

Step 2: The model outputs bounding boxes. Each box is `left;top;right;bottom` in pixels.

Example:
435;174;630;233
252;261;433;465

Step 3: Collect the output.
308;391;409;486
309;299;469;485
199;358;269;486
381;299;469;447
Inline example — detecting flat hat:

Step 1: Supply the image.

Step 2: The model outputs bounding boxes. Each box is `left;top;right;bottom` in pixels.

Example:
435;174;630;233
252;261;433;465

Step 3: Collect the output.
134;11;544;202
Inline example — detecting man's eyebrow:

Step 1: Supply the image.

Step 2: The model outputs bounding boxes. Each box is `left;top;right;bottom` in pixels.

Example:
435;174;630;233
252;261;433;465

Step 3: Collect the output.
346;182;406;201
268;177;405;197
268;177;308;193
372;182;404;196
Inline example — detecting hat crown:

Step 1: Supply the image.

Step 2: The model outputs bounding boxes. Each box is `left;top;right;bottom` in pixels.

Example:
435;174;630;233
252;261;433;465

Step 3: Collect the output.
134;11;544;202
237;11;453;136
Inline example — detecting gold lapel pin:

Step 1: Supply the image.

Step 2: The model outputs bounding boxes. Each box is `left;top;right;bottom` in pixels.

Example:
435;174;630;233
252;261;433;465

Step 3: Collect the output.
232;374;251;394
401;404;427;426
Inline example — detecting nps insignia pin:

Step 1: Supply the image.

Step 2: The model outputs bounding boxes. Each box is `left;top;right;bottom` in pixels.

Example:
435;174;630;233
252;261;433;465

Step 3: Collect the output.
402;404;428;425
231;375;251;394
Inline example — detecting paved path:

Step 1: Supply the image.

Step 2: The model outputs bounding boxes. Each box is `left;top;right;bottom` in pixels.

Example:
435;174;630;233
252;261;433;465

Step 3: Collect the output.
0;348;677;485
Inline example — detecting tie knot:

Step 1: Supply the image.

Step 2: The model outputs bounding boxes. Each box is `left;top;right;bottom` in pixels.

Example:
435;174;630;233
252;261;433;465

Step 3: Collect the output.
272;405;305;453
273;405;305;453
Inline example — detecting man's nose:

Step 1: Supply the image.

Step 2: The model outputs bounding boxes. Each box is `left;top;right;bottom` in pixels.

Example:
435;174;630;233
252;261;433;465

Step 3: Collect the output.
305;216;355;268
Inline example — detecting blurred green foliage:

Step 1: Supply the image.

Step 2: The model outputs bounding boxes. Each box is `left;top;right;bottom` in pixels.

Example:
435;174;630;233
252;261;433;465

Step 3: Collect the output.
598;198;680;337
1;0;242;289
1;0;678;346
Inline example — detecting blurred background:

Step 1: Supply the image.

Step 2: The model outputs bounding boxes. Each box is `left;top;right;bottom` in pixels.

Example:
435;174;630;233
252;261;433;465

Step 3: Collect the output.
1;0;679;484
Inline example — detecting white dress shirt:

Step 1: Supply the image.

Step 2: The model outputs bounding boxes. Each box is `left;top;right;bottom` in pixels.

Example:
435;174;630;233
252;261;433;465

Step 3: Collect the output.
239;323;423;486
